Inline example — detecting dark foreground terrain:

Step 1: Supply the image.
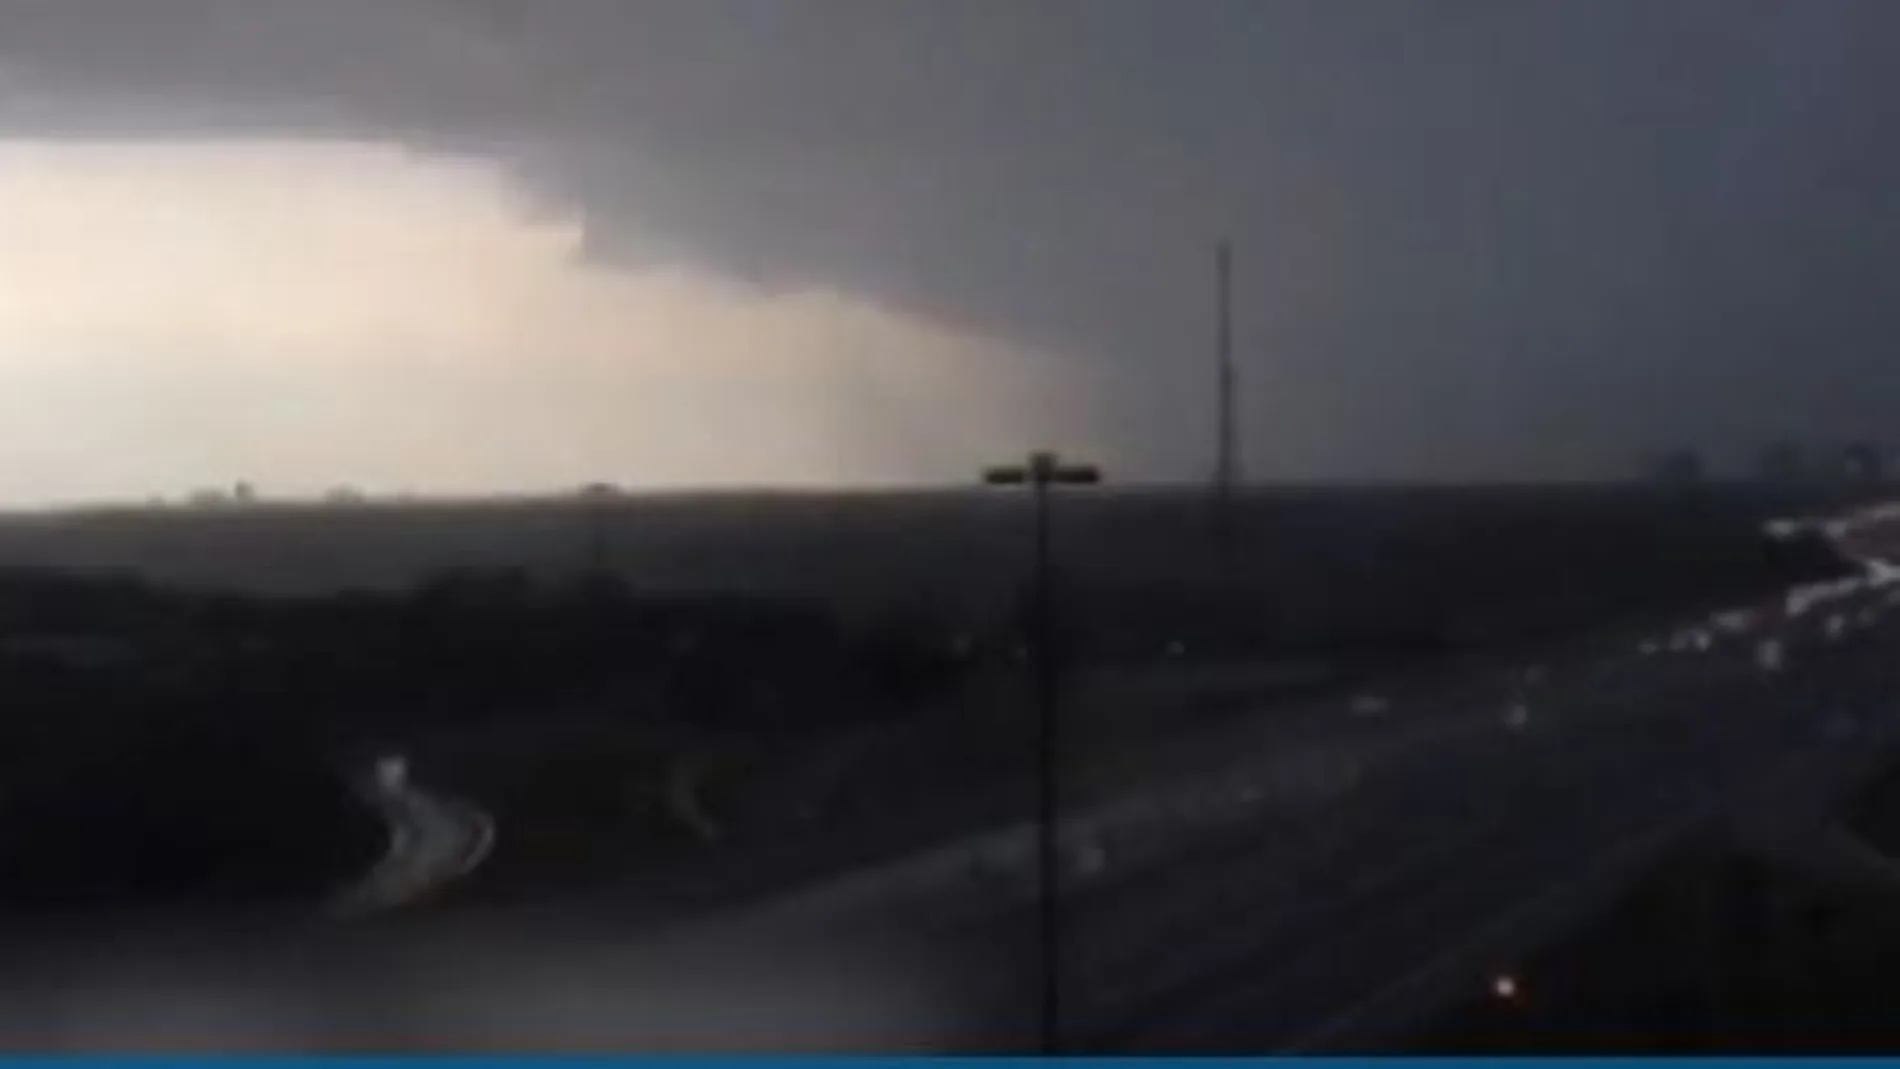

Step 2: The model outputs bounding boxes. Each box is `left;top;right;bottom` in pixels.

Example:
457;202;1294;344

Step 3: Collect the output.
0;481;1884;1050
0;717;384;914
0;483;1870;934
1413;832;1900;1052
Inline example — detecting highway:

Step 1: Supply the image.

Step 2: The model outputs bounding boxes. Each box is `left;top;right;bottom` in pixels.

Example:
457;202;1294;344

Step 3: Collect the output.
1062;631;1898;1052
928;503;1900;1051
261;500;1900;1052
664;499;1900;1051
331;757;496;916
23;519;1891;1052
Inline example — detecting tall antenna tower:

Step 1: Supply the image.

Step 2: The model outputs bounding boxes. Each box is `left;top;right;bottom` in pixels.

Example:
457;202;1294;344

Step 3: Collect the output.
1213;240;1240;529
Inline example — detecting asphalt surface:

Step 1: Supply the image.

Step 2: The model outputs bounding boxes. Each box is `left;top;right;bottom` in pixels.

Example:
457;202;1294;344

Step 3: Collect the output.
664;501;1900;1052
253;501;1900;1052
331;763;495;916
17;511;1889;1051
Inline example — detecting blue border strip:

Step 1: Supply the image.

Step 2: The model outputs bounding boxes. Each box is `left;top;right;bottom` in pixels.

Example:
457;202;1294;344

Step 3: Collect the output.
0;1060;1896;1067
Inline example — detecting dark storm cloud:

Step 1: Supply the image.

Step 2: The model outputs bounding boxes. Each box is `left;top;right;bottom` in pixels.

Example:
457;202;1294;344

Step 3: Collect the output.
3;0;1898;480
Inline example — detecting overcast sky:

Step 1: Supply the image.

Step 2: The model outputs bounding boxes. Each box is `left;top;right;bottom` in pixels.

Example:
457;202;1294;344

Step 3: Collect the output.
0;0;1894;502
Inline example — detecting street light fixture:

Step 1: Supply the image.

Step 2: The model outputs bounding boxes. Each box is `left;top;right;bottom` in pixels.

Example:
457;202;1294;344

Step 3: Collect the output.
981;449;1101;1053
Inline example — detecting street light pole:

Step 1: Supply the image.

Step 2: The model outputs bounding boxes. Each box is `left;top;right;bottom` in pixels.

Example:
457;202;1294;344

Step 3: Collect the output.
982;449;1101;1054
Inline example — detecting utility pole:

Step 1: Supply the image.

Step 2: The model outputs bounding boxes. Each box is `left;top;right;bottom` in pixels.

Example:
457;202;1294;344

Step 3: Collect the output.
1213;240;1240;539
982;449;1102;1054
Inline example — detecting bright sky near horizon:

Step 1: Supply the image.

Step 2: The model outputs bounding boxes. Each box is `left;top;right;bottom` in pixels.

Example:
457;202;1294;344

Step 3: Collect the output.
0;139;1100;505
5;1;1900;499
